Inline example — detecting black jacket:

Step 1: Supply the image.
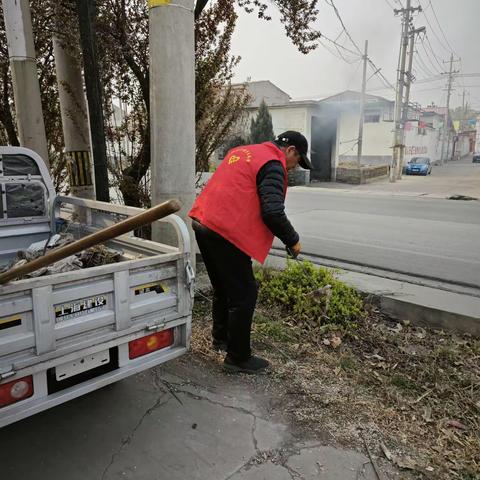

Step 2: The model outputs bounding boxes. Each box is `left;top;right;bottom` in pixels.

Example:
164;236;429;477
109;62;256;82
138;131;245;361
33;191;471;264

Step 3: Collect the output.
256;161;299;247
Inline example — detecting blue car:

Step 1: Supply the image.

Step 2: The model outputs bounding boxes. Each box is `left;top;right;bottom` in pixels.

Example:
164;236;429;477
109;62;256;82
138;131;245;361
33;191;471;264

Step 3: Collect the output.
405;157;432;175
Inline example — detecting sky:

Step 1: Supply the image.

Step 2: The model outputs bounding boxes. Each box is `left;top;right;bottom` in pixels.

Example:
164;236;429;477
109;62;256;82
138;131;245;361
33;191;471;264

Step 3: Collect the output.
230;0;480;111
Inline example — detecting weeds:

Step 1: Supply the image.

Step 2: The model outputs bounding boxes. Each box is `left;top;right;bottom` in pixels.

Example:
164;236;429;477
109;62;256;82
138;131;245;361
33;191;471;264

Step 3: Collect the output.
255;260;365;332
192;262;480;479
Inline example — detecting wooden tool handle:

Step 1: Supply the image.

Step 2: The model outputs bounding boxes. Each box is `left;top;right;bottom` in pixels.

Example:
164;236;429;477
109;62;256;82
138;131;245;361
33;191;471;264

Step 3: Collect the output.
0;199;182;285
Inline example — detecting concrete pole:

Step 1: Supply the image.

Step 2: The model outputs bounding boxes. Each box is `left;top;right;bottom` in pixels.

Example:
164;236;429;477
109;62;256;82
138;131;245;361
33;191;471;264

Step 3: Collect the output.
397;30;415;180
53;36;95;200
2;0;49;167
391;0;411;182
149;0;195;248
440;54;455;164
357;40;368;168
397;26;424;179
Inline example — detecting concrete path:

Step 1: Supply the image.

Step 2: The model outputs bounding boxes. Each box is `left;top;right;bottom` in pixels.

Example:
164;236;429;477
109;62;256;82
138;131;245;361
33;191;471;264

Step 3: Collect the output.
0;358;380;480
308;155;480;199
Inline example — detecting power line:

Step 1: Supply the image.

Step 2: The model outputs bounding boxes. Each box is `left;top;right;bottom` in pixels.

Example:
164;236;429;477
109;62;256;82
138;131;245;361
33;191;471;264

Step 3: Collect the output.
320;33;361;58
321;1;396;92
426;0;457;55
339;140;359;157
325;0;363;55
415;74;444;84
423;32;445;70
383;0;396;9
368;59;396;91
417;0;451;54
319;37;359;64
414;48;436;78
418;35;443;74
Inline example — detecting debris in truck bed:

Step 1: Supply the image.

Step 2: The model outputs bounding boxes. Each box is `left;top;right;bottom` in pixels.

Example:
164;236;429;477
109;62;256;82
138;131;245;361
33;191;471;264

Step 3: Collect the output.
78;245;122;268
26;255;83;277
0;233;122;279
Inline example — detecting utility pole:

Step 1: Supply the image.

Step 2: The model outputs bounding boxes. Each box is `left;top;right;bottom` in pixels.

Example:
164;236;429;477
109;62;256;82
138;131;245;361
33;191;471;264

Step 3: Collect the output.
440;54;459;164
357;40;368;167
461;89;466;131
75;0;110;202
2;0;49;167
398;25;425;179
391;0;421;182
149;0;195;247
53;36;95;201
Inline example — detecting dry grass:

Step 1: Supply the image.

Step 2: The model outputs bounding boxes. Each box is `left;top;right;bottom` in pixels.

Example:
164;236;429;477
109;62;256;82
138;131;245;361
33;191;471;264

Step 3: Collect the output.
192;293;480;480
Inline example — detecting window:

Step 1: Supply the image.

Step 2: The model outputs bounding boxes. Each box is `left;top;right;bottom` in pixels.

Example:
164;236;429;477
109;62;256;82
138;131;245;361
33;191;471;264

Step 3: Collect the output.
409;157;430;165
5;183;46;218
364;112;380;123
383;106;394;122
2;154;41;176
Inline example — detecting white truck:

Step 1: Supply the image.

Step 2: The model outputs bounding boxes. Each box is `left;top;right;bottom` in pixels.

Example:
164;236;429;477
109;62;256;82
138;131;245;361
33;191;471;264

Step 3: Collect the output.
0;147;194;428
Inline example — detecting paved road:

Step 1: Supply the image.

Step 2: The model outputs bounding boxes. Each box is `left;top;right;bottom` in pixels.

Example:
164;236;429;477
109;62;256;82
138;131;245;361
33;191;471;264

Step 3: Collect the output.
277;158;480;289
309;155;480;199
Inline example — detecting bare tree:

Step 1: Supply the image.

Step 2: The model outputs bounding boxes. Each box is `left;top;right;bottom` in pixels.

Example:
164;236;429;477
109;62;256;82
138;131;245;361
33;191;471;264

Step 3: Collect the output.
195;0;321;54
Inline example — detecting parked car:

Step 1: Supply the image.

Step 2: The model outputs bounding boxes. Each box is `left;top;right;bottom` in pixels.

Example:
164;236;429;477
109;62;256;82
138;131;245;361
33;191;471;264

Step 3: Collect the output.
473;153;480;163
405;157;432;175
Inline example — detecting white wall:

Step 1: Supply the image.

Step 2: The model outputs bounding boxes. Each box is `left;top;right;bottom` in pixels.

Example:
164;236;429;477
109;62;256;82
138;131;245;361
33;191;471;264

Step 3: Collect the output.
269;107;309;138
337;110;393;162
476;117;480;152
404;121;441;164
456;135;471;158
243;105;311;153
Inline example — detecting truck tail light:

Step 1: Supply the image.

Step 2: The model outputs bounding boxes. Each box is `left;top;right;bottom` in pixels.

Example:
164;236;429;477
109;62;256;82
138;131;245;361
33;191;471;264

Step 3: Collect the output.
0;375;34;408
128;329;174;359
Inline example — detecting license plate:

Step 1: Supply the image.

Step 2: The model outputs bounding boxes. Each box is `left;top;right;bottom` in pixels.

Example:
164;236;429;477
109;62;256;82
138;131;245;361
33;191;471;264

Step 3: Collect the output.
55;350;110;381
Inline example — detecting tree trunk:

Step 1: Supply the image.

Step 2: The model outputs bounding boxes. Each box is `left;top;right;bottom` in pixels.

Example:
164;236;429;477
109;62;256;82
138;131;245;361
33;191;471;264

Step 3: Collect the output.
194;0;209;19
76;0;110;202
0;69;20;146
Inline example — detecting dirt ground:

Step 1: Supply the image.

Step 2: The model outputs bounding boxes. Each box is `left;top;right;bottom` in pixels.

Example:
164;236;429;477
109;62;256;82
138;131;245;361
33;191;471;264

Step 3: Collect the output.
192;283;480;480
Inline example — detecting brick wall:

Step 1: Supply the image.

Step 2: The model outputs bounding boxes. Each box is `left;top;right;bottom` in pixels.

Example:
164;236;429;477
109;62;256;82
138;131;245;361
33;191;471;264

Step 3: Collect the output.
335;164;389;184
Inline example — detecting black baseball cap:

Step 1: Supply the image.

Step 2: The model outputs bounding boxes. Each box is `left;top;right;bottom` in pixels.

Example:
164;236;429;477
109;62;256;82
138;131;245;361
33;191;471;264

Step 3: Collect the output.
275;131;312;170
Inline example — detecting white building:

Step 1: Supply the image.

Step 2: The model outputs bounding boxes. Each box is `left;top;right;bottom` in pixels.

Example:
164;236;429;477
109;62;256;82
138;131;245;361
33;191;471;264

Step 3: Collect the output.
475;116;480;152
233;81;451;180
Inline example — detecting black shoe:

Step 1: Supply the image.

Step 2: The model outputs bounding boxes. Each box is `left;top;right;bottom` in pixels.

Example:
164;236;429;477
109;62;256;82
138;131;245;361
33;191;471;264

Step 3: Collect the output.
212;340;228;352
223;355;270;374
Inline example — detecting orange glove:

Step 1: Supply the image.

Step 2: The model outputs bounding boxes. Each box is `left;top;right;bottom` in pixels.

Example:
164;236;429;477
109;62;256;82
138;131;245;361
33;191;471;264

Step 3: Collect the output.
287;242;301;259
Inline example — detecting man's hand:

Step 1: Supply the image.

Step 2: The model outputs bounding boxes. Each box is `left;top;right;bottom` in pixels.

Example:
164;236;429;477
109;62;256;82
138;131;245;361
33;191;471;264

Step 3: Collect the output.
287;242;301;259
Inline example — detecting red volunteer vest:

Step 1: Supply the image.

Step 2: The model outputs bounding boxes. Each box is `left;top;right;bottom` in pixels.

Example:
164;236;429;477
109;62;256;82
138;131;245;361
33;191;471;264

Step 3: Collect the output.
189;142;288;263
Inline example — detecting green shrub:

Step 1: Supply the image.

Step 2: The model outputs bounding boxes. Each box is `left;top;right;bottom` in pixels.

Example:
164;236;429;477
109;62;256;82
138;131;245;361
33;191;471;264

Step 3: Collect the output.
255;261;364;330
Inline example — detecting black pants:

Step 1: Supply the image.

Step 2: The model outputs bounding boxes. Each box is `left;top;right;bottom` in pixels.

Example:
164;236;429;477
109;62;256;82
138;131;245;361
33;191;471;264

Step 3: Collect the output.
193;221;258;361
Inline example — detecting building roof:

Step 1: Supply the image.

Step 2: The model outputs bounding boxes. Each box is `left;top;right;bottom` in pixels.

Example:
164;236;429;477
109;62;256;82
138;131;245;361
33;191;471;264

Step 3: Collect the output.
422;106;448;116
232;80;292;108
317;90;394;105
